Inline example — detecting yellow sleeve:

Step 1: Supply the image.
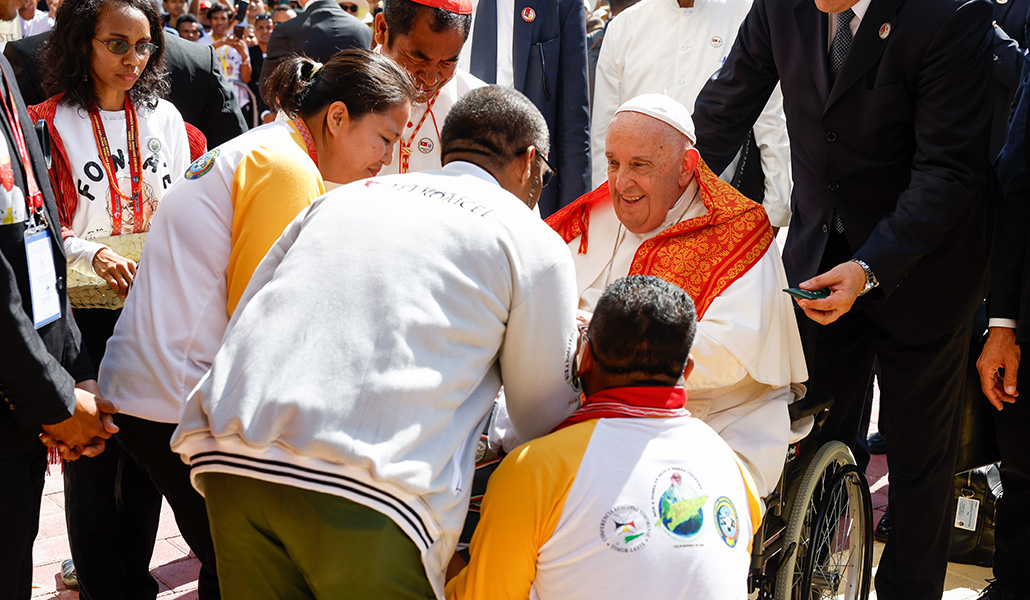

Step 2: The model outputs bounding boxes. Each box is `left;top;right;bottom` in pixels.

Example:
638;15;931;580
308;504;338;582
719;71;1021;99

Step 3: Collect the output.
226;137;324;314
734;453;764;553
446;420;598;600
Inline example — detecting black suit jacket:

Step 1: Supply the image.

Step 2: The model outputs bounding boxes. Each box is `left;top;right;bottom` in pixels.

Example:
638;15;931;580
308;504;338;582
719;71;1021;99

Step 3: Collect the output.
3;32;248;147
469;0;591;217
249;45;268;122
991;0;1030;156
693;0;994;343
258;0;372;102
0;55;93;459
992;4;1030;342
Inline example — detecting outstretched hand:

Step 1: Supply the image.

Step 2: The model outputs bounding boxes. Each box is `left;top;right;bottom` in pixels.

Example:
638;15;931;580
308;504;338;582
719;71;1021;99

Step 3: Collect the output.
977;327;1021;410
793;261;866;325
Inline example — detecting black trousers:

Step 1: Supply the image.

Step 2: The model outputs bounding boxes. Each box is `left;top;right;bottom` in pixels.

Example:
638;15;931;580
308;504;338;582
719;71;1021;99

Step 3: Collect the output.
64;440;163;599
800;306;970;600
0;443;46;600
992;340;1030;588
66;308;165;600
115;415;220;599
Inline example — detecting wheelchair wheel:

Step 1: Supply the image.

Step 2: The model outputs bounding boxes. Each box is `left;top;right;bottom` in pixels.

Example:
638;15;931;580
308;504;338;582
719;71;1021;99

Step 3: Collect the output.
774;441;872;600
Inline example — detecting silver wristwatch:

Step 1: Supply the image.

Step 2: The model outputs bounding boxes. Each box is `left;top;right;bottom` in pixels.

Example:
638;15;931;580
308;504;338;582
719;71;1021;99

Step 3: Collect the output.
850;259;879;296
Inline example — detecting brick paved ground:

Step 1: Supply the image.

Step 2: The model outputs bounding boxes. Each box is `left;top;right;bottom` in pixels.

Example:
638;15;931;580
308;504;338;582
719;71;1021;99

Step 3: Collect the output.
30;469;201;599
28;390;992;599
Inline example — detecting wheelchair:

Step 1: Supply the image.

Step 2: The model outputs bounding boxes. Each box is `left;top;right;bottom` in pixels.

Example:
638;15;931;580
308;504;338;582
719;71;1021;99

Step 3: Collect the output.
748;391;874;600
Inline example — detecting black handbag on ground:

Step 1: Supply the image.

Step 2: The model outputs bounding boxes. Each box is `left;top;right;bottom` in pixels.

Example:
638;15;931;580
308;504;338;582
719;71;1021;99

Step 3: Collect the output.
948;462;1002;567
955;311;1001;474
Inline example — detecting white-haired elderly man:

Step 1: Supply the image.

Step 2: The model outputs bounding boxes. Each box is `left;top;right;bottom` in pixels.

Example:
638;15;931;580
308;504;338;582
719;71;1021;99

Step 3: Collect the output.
547;94;807;498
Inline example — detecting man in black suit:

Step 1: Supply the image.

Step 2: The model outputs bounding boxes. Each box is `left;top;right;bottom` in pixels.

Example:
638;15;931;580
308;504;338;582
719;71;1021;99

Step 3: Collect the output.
0;49;117;600
692;0;994;598
3;31;247;147
992;0;1030;158
464;0;591;217
978;18;1030;596
2;30;246;599
257;0;372;102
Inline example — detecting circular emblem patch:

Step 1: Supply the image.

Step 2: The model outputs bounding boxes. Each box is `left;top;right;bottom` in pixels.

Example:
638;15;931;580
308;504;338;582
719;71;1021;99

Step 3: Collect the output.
185;149;219;180
653;468;706;540
710;36;723;48
417;138;434;154
714;497;739;547
521;7;535;21
879;23;891;39
599;505;651;552
147;138;161;153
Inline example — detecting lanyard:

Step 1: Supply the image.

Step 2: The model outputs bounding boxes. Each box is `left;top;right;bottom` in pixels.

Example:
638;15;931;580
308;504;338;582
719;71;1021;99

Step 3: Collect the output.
0;71;44;221
88;96;143;234
215;44;233;77
398;91;440;174
292;117;318;167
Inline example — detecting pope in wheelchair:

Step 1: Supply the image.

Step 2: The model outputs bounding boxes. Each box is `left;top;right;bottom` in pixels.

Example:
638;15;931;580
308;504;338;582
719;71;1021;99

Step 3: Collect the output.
456;94;873;599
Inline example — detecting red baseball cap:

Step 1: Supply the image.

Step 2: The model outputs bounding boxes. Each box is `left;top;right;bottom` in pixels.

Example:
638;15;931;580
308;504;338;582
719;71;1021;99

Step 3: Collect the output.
408;0;472;15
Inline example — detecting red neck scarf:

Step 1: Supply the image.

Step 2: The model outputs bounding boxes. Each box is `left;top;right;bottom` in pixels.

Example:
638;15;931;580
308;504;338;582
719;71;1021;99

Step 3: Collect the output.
553;386;691;432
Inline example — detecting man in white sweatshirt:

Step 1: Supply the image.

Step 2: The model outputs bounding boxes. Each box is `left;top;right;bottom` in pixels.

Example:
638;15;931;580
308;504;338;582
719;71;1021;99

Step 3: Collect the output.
171;85;581;599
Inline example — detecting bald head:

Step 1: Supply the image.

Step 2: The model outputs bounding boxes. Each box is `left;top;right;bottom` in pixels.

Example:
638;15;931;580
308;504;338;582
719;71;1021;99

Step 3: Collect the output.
604;111;699;234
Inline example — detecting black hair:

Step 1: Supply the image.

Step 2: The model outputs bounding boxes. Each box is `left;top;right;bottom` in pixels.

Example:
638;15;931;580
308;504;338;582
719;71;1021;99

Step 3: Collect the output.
382;0;471;42
264;49;416;120
176;12;198;26
206;1;231;19
440;85;548;170
40;0;170;110
588;275;697;380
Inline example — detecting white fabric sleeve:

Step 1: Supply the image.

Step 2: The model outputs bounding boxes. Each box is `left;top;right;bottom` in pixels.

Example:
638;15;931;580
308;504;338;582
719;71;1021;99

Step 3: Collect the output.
590;18;625;188
686;249;808;389
752;83;792;228
64;235;108;277
988;318;1018;329
499;255;581;443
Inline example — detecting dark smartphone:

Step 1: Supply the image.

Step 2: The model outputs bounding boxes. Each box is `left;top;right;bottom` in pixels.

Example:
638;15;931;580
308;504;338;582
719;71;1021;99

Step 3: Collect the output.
783;287;830;300
233;24;246;38
233;0;248;23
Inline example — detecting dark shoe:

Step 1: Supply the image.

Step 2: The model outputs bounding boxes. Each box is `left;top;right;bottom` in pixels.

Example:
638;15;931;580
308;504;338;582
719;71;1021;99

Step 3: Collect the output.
60;559;79;591
867;431;887;455
874;508;891;542
978;579;1030;600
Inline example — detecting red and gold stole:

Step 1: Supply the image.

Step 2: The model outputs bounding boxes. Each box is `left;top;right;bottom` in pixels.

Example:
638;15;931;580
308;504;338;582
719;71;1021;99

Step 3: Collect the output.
546;158;774;320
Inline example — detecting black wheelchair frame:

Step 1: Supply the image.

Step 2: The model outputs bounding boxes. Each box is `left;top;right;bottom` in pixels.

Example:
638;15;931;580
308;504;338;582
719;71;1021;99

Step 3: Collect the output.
748;392;874;600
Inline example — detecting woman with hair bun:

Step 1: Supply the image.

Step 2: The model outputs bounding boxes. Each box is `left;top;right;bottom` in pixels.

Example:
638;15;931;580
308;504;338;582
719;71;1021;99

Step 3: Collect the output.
95;48;415;597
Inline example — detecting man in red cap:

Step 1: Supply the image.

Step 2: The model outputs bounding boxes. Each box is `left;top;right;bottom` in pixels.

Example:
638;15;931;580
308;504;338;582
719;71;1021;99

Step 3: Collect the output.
375;0;486;177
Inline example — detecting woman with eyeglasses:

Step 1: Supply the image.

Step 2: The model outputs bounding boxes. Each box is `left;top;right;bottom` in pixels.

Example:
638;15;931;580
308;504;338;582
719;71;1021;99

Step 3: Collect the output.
27;0;201;596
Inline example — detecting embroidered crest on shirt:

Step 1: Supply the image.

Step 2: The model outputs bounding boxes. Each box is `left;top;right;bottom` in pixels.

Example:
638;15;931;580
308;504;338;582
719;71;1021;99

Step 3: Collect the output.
600;505;651;552
714;496;739;547
652;468;707;542
185;149;219;180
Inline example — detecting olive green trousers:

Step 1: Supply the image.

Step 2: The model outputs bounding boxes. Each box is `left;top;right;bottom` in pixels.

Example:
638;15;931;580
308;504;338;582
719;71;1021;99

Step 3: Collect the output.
200;472;436;600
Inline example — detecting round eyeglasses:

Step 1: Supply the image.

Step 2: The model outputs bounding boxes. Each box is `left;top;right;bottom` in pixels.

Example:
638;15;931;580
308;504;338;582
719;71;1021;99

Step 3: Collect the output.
94;38;158;56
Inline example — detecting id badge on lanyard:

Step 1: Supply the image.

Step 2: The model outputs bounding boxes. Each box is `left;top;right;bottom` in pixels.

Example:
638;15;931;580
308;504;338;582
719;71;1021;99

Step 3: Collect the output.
0;72;61;328
24;223;61;328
